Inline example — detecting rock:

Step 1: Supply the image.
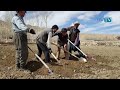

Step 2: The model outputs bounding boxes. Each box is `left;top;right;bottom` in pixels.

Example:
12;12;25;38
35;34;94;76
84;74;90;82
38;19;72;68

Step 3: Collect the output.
35;75;40;79
11;73;14;76
2;55;6;60
23;70;31;74
8;67;13;70
58;75;61;77
64;63;69;65
73;70;76;72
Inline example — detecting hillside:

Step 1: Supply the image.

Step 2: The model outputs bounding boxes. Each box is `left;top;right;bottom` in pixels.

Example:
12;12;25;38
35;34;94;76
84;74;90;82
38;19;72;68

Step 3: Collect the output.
80;33;118;41
0;20;43;34
0;19;120;44
0;20;120;79
0;20;43;43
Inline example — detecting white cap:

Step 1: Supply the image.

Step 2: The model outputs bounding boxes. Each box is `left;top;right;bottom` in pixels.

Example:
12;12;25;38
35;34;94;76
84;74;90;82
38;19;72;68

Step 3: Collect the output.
70;23;74;26
74;21;80;25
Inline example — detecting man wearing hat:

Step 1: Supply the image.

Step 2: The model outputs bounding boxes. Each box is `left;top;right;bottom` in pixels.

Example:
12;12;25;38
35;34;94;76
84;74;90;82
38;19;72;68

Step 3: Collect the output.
67;21;87;59
52;28;68;60
12;11;36;71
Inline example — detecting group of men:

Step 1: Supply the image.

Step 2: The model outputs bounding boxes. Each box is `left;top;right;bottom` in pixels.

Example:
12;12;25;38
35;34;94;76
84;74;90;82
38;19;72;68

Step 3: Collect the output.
12;11;87;71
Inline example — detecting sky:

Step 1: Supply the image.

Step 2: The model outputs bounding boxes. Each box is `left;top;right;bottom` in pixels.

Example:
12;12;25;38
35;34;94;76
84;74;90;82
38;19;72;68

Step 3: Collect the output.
0;11;120;35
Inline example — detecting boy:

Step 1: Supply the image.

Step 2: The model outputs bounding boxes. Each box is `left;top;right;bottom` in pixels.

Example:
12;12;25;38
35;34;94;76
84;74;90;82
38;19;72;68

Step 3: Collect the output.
53;28;68;60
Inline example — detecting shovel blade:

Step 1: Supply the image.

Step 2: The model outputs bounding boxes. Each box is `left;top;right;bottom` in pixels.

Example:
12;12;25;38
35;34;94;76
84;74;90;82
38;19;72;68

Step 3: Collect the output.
79;57;87;63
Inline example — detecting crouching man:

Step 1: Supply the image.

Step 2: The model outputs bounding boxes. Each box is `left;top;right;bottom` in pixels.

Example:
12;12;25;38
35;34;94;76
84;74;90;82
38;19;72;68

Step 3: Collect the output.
52;28;69;60
36;25;59;63
12;11;36;71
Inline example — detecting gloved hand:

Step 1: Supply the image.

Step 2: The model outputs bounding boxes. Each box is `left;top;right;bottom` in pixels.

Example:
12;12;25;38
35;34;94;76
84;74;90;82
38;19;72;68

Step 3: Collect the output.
29;29;36;34
48;48;52;53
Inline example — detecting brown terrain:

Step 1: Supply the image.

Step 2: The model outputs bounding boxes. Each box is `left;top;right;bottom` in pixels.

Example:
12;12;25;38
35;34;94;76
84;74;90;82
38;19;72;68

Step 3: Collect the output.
0;20;120;79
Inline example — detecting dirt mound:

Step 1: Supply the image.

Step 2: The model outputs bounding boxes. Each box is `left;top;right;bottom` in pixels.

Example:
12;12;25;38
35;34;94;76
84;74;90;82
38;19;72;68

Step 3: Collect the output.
0;44;120;79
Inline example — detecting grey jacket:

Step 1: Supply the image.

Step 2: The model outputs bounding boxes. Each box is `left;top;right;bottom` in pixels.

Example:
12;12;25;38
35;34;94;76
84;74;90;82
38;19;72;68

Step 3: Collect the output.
12;15;30;33
36;28;53;48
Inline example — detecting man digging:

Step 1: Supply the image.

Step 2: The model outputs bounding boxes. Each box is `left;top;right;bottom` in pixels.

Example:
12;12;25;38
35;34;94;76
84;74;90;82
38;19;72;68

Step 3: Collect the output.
52;28;69;60
67;21;87;60
36;25;59;63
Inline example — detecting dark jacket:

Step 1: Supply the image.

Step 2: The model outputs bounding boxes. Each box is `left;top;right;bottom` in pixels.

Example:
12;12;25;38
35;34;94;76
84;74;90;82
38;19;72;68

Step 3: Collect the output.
53;30;68;45
67;26;80;45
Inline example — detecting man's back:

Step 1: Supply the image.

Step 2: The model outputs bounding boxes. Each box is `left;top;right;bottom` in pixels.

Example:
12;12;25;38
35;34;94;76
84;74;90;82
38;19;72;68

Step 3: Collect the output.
36;28;52;44
68;27;80;42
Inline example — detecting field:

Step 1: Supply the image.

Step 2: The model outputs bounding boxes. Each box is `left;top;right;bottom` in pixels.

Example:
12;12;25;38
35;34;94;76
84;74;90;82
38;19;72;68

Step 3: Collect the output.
0;37;120;79
0;15;120;79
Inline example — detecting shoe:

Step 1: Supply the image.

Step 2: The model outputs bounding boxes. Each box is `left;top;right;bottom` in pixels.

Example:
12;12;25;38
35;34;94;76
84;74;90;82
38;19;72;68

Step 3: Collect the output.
68;57;72;60
57;58;60;60
56;57;60;60
16;63;20;68
45;60;51;63
62;57;65;59
15;64;20;71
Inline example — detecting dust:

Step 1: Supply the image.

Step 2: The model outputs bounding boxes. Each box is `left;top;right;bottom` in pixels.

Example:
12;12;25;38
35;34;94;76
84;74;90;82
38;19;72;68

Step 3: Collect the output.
0;43;120;79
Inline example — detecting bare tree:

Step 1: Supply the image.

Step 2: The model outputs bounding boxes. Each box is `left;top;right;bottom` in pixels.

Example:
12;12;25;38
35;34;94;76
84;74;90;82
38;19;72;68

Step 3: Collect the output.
3;11;14;40
4;11;14;25
40;21;43;27
41;11;53;28
26;11;53;28
33;12;40;26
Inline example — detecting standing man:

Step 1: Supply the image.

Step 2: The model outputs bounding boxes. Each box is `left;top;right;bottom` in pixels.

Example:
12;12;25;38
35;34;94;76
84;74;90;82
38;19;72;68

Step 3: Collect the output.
12;11;36;71
67;21;87;59
52;28;68;60
36;25;59;63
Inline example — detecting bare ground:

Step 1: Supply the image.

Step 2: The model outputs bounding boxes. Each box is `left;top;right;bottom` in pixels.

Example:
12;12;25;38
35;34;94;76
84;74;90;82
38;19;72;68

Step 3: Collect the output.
0;43;120;79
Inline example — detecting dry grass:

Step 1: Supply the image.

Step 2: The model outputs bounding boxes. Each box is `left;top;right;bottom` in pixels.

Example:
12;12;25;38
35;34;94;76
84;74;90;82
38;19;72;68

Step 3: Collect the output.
0;43;120;79
80;33;119;41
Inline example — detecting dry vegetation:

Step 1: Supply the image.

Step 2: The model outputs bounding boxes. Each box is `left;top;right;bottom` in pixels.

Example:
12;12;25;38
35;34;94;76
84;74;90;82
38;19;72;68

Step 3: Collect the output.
0;43;120;79
0;20;120;79
0;20;43;44
80;34;118;41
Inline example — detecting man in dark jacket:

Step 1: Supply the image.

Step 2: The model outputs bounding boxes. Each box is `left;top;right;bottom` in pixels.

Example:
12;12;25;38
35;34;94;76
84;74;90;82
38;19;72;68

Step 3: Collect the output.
67;21;87;59
52;28;68;60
